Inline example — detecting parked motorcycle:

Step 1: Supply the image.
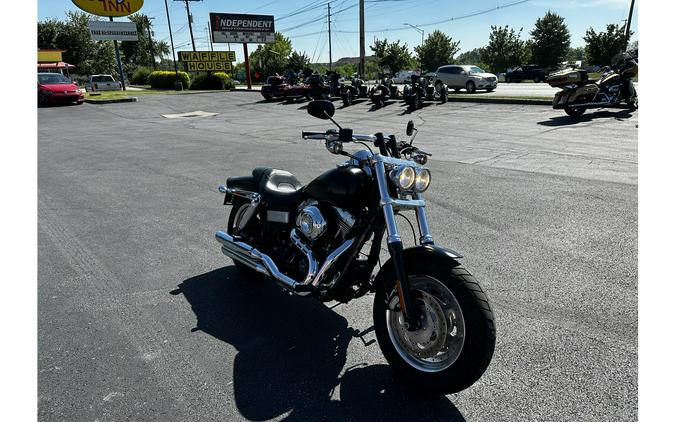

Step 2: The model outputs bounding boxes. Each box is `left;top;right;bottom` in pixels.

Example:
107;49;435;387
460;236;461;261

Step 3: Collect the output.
340;73;368;107
403;74;447;111
307;72;342;100
215;100;496;394
368;75;399;108
549;53;638;117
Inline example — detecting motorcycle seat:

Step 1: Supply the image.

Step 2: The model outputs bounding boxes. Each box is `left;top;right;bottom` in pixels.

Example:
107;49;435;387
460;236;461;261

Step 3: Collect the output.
252;167;303;204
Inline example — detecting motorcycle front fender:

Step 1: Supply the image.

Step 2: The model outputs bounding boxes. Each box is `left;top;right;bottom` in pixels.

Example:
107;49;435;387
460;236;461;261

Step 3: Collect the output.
373;244;463;293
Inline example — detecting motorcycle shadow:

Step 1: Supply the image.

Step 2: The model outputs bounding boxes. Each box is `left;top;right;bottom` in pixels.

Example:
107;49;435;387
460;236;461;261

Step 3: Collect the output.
174;267;466;422
367;101;397;112
538;109;635;126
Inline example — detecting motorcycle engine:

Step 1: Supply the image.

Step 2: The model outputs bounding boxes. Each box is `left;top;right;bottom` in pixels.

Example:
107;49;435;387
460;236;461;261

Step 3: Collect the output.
296;201;357;242
296;205;327;240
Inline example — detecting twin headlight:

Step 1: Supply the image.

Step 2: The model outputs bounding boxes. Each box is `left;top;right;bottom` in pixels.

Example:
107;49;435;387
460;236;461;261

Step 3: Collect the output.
389;166;431;192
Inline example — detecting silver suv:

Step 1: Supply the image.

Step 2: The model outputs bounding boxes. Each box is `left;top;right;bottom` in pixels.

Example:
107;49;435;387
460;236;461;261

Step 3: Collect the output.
433;65;497;93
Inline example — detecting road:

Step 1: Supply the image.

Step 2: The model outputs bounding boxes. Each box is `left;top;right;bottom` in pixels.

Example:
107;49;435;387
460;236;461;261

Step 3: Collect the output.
38;93;637;421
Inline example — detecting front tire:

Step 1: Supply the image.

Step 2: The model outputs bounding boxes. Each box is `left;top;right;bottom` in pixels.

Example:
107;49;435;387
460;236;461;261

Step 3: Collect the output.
374;263;496;394
627;96;638;111
465;81;476;93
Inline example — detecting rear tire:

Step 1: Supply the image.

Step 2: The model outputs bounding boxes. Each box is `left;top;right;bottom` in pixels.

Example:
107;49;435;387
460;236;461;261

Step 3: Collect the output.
440;86;447;103
262;94;272;101
533;76;541;83
374;262;496;395
564;106;587;117
342;91;352;107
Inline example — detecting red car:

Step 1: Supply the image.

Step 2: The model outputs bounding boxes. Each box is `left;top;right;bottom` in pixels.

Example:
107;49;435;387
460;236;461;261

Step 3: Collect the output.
38;72;85;106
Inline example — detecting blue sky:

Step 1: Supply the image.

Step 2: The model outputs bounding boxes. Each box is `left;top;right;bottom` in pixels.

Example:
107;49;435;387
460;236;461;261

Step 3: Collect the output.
39;0;638;64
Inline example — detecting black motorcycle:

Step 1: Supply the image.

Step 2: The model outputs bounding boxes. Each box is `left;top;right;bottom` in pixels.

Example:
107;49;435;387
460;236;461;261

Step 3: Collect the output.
550;53;638;117
216;100;496;394
340;73;368;107
403;74;447;111
368;76;399;108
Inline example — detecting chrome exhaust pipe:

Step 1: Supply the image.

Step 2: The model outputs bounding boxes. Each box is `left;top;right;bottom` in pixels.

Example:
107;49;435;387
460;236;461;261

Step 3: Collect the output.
215;229;318;296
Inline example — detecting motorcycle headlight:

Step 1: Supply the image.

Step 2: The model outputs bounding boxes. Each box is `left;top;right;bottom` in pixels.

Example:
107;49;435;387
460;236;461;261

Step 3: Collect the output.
390;166;416;191
414;168;431;192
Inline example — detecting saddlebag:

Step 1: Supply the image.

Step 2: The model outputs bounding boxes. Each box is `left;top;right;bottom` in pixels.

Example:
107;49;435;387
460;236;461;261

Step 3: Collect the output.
547;69;588;87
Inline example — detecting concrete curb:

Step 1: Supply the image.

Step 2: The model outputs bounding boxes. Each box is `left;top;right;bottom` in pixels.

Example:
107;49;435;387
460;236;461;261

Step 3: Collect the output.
85;97;138;104
229;88;551;106
445;96;551;106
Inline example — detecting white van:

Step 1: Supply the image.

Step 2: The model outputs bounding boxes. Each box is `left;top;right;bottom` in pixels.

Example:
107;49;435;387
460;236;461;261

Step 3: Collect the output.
391;70;418;84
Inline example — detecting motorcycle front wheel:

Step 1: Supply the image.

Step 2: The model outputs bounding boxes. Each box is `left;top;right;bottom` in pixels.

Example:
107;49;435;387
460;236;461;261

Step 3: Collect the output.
373;263;496;395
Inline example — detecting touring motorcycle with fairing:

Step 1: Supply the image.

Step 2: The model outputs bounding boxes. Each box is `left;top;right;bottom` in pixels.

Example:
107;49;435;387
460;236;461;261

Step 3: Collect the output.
215;101;496;394
550;53;638;117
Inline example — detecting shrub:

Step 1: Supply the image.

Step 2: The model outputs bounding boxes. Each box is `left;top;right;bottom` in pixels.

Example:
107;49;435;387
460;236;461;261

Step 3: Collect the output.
131;66;152;85
214;72;235;90
147;71;190;89
189;73;224;90
189;72;236;90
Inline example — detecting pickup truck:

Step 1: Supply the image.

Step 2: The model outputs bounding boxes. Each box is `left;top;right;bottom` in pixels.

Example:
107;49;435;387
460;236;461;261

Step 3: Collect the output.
504;65;549;83
88;74;122;92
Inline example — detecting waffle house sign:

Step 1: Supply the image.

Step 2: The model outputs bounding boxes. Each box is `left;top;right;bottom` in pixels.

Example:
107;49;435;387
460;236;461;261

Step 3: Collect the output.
71;0;144;17
179;51;236;72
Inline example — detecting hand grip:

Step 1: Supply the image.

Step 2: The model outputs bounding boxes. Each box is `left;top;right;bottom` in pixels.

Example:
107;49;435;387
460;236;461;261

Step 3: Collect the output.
302;131;325;139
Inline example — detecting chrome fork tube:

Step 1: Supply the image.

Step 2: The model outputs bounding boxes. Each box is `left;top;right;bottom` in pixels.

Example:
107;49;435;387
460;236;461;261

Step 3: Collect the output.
374;160;401;244
413;192;434;245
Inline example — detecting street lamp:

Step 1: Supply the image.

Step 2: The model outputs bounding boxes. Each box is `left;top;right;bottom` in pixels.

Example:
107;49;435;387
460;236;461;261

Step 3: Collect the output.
404;23;424;45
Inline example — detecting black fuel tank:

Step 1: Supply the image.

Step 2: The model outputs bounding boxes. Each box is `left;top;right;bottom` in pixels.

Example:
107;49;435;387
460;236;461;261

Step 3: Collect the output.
303;166;370;209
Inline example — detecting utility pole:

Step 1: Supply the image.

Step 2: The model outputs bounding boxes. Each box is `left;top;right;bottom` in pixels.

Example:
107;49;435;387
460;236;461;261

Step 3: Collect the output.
359;0;365;77
175;0;199;52
206;21;213;51
404;23;424;45
164;0;182;90
145;16;156;69
110;17;126;91
624;0;636;50
327;2;332;71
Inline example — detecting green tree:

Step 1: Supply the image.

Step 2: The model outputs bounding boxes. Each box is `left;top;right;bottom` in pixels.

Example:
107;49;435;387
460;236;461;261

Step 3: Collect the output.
627;40;638;59
456;47;485;64
249;32;293;78
370;38;415;74
414;30;460;72
565;46;586;63
287;51;310;72
530;11;571;69
120;13;170;72
481;25;529;73
38;11;117;77
583;24;632;66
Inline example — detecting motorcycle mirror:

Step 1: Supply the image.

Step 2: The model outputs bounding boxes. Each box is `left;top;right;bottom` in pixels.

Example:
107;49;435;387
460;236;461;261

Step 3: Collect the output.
307;100;335;120
406;120;415;136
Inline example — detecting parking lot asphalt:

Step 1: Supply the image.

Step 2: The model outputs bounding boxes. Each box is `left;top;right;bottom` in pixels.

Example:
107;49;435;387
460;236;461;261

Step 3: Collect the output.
38;92;637;421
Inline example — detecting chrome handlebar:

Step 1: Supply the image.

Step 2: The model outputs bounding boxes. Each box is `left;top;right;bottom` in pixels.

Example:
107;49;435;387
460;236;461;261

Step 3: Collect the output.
301;130;377;143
